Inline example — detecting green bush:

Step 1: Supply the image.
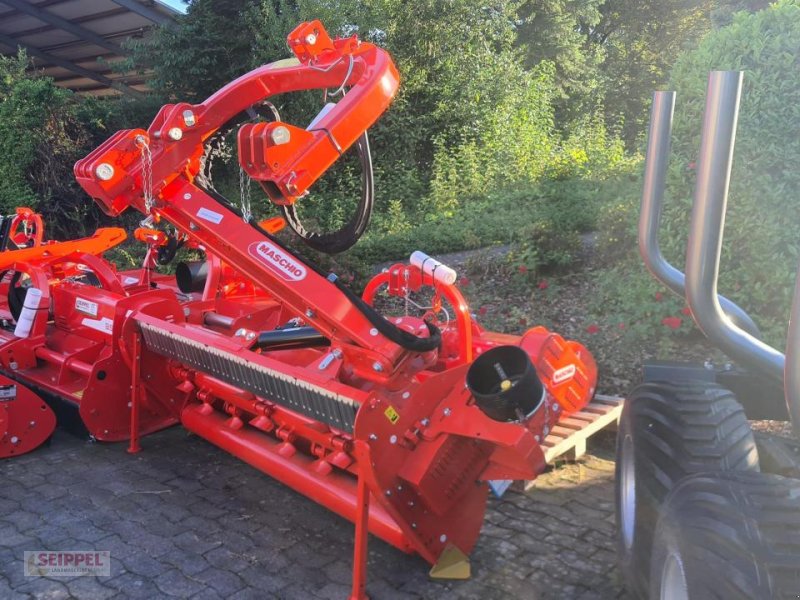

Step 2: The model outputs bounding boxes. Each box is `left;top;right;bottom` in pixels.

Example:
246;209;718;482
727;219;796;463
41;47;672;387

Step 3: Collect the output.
0;53;96;233
591;1;800;346
663;0;800;343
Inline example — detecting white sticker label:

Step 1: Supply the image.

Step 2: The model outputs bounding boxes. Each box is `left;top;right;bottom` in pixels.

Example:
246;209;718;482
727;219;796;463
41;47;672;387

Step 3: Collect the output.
75;297;99;317
248;241;307;282
196;207;223;225
81;317;114;334
76;264;93;272
552;364;576;385
0;384;16;400
123;276;139;285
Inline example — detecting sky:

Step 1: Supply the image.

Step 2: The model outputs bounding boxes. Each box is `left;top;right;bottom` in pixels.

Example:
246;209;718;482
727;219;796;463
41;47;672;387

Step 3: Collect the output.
155;0;188;15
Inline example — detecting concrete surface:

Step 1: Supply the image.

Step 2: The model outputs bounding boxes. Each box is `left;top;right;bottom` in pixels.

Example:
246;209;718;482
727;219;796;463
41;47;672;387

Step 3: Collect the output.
0;427;626;599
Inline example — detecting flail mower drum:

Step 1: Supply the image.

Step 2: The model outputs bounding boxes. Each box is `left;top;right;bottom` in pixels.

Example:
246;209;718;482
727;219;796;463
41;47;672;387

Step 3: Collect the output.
0;21;598;598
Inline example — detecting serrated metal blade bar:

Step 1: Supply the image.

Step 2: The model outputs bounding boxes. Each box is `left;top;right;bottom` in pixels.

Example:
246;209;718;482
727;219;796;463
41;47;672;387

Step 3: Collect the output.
139;323;357;432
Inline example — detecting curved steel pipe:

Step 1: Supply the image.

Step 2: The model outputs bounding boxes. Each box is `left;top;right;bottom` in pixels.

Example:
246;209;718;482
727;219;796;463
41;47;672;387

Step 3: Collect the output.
685;71;784;385
639;90;761;337
786;265;800;431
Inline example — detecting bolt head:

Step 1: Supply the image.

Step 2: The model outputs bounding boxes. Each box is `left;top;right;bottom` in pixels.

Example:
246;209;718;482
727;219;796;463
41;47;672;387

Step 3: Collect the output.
443;408;451;417
270;125;291;146
369;328;378;337
10;436;19;445
305;33;317;45
182;110;196;127
305;309;315;319
372;362;383;373
439;534;447;543
183;193;192;200
167;127;183;141
390;435;397;444
95;163;115;181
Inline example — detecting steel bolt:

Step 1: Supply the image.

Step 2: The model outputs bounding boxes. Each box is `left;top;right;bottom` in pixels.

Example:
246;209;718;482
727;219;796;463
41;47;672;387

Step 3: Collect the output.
402;392;410;399
183;193;192;200
167;127;183;141
553;403;560;412
95;163;115;181
439;534;447;543
420;418;430;427
389;435;397;444
182;110;196;127
443;408;451;417
29;421;35;427
270;126;291;146
369;328;378;337
305;309;315;319
372;362;383;373
305;33;317;45
385;490;392;496
189;223;198;231
368;434;377;441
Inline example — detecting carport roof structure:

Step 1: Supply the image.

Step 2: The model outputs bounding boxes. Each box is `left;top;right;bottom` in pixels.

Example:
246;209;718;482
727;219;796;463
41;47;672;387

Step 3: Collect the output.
0;0;181;98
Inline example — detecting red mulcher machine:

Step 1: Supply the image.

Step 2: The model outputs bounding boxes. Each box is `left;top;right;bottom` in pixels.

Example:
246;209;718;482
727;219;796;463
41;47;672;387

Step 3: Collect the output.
0;22;598;597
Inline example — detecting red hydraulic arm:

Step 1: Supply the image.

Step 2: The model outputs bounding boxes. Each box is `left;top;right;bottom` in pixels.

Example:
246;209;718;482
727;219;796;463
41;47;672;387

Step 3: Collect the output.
74;21;412;380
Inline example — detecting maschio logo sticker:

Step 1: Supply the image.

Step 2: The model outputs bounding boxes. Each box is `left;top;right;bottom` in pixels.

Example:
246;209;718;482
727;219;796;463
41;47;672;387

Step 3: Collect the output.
552;364;576;385
248;241;307;282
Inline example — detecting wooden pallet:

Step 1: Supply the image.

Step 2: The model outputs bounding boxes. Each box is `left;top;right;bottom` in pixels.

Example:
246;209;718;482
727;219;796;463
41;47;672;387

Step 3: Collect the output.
541;394;624;463
510;394;624;494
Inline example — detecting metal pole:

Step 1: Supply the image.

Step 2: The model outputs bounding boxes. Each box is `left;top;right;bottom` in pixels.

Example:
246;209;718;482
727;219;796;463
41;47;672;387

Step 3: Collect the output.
639;90;761;337
685;71;784;384
786;265;800;431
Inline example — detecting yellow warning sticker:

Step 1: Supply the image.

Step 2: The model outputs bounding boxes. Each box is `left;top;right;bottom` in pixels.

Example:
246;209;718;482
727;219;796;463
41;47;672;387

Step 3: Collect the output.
384;405;400;425
73;389;84;399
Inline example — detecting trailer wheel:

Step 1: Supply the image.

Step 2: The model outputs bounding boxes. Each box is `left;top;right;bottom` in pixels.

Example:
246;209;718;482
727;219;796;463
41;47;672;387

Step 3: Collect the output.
649;471;800;599
615;381;759;596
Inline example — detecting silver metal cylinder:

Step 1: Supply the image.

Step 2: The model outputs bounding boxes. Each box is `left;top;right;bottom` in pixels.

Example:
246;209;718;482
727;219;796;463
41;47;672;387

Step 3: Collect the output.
685;71;784;384
786;265;800;431
639;90;760;337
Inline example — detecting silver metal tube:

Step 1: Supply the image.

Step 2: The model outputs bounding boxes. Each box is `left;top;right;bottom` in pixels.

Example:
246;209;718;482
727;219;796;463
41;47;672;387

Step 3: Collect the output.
639;90;761;337
685;71;784;384
786;265;800;430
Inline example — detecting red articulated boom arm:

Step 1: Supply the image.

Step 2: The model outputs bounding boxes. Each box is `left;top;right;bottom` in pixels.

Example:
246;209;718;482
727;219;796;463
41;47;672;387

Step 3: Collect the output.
71;20;599;598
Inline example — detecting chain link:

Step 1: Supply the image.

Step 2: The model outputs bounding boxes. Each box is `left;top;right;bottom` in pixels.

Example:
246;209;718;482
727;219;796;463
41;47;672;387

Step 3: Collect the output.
135;135;155;213
239;166;252;223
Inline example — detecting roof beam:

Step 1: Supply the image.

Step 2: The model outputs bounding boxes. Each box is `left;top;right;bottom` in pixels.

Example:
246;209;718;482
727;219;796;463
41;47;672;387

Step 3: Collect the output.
0;33;144;99
0;0;126;55
11;7;130;39
109;0;176;27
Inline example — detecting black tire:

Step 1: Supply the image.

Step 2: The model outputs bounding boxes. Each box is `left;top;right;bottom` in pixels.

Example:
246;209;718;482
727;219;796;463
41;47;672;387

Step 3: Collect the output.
615;381;759;597
649;471;800;599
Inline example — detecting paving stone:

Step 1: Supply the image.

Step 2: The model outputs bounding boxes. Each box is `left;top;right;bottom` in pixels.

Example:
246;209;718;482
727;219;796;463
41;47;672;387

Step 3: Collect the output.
0;427;627;599
154;568;206;597
192;566;245;596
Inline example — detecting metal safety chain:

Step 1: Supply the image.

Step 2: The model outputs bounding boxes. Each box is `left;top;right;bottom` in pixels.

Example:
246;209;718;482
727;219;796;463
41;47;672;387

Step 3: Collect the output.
239;165;253;223
135;135;155;213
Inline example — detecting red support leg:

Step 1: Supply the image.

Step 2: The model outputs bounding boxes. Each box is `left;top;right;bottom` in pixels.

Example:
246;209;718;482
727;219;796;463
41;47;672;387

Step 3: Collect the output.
127;332;142;454
349;472;370;600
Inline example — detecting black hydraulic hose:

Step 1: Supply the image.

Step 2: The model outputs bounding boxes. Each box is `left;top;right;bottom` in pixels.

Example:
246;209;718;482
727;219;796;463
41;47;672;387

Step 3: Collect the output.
280;131;374;254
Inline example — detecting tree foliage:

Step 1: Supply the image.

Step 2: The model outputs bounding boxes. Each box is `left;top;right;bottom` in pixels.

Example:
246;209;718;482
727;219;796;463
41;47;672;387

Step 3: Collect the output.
0;52;101;233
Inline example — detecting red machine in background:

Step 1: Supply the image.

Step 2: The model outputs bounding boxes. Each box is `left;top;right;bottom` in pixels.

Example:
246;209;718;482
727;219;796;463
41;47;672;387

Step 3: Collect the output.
0;208;126;458
1;22;597;598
